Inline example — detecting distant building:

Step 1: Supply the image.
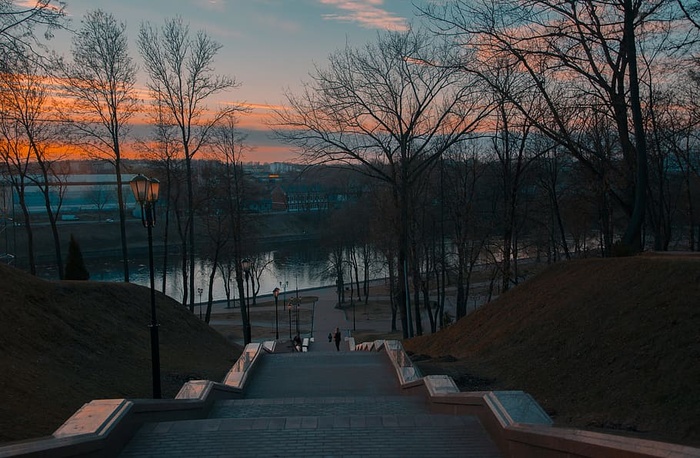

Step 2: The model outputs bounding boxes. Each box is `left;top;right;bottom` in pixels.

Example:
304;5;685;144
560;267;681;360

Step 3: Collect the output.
0;174;140;215
273;184;333;212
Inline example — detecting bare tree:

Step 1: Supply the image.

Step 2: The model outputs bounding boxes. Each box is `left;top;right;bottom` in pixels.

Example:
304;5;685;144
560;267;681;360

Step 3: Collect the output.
56;9;138;282
666;73;700;249
0;55;64;277
488;81;544;291
0;0;66;70
198;162;231;324
274;28;492;338
533;145;573;261
138;16;240;311
0;82;35;274
137;89;184;294
677;0;700;30
209;113;252;342
28;131;66;279
423;0;680;252
442;142;488;319
87;186;113;222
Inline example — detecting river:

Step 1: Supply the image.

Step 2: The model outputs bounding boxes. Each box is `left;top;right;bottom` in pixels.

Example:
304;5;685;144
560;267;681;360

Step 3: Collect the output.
80;241;385;303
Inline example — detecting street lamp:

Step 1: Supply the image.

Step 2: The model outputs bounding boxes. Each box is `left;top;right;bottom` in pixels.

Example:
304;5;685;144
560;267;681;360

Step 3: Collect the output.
242;259;251;343
197;287;203;319
130;174;161;399
295;298;300;337
352;297;356;331
281;280;288;338
287;301;292;339
273;287;280;340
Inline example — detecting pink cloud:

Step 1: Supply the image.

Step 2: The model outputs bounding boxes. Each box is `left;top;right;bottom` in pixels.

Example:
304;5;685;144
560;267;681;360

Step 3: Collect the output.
319;0;408;31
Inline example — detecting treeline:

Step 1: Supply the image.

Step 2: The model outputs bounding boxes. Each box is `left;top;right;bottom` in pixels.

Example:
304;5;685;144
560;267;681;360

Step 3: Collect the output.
3;1;700;340
0;3;251;338
274;2;700;338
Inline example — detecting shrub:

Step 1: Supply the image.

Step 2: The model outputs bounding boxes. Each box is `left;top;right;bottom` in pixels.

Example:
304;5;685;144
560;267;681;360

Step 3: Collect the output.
64;234;90;280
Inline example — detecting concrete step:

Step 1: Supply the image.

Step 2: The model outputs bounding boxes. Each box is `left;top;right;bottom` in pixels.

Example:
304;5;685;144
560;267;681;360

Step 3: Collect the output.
209;395;428;419
119;413;502;457
244;352;400;398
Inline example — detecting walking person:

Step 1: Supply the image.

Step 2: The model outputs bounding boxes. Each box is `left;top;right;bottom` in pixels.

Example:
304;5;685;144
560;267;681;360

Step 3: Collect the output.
333;327;342;351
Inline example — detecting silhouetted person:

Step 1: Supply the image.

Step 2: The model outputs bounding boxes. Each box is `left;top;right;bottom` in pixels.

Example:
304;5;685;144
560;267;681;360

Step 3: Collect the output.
333;327;341;351
293;335;302;352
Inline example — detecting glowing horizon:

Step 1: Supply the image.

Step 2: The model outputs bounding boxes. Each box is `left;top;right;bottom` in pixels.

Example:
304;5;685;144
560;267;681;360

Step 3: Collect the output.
4;1;431;164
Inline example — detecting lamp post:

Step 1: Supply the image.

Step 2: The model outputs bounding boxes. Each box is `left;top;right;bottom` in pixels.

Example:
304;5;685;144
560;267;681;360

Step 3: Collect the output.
281;280;288;307
130;174;161;399
288;301;292;339
273;287;280;340
281;280;289;338
197;287;203;319
352;297;356;331
295;298;300;337
242;259;251;343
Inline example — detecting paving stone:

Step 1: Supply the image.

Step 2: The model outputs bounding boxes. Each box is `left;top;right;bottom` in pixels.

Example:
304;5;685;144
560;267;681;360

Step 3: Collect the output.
118;352;502;457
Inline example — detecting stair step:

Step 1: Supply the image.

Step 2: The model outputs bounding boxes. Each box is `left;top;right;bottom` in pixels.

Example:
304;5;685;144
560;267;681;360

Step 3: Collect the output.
120;414;501;457
244;352;400;398
209;395;427;418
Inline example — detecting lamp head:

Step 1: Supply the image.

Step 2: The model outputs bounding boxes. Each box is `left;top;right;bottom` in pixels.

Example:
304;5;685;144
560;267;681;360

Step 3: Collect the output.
130;174;149;204
147;178;160;203
130;175;160;204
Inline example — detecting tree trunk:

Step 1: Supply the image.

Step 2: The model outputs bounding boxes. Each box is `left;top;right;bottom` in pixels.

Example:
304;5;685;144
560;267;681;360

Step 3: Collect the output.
205;247;219;324
620;0;648;252
186;154;195;312
115;158;129;283
161;168;173;294
17;192;36;275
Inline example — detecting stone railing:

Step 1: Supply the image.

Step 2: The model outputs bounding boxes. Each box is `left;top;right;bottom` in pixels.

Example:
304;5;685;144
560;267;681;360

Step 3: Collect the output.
354;339;700;458
0;342;271;458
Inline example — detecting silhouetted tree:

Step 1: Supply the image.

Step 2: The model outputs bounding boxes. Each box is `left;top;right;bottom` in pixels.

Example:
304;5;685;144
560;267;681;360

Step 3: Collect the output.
138;16;240;311
64;234;89;280
0;0;65;71
274;27;492;338
423;0;680;252
56;9;138;282
209;113;253;342
0;55;65;277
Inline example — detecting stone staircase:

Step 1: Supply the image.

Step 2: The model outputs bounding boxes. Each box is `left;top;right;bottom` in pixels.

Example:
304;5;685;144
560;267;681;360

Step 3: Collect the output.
118;352;502;457
5;342;697;457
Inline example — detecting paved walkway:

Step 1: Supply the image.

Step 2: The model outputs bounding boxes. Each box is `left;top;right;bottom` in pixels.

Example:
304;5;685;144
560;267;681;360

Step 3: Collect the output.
207;281;390;351
119;352;502;458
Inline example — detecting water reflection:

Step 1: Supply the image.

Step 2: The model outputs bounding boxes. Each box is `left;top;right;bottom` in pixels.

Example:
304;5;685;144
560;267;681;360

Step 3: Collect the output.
83;241;384;303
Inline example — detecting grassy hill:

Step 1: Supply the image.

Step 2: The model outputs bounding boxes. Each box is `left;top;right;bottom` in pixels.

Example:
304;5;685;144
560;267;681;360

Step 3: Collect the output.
404;254;700;447
0;264;241;443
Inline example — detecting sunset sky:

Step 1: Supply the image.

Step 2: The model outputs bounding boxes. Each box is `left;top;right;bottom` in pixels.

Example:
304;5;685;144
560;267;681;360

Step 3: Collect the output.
52;0;430;163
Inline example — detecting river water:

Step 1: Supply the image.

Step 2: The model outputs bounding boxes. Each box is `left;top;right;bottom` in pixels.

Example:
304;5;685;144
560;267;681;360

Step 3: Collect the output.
84;241;385;303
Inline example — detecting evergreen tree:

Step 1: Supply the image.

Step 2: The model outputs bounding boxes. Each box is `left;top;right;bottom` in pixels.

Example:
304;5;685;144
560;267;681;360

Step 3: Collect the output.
64;234;89;280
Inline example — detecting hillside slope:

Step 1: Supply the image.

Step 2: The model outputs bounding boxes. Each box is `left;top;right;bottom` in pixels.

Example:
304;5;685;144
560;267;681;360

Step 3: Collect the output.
0;264;241;443
404;255;700;446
